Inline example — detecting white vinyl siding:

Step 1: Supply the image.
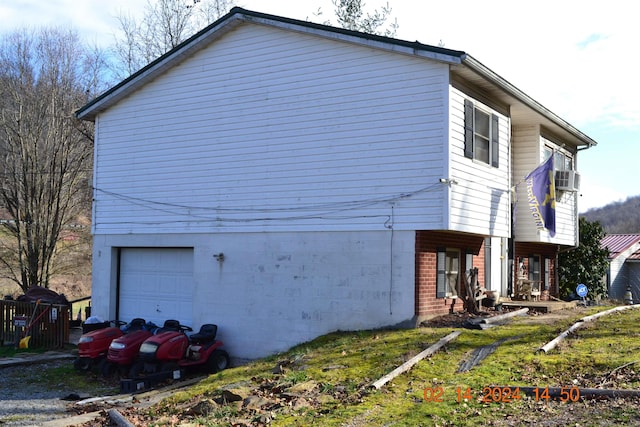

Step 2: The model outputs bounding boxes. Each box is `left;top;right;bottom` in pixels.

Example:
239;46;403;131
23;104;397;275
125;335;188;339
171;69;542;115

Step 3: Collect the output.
93;24;450;235
447;88;511;237
512;130;578;245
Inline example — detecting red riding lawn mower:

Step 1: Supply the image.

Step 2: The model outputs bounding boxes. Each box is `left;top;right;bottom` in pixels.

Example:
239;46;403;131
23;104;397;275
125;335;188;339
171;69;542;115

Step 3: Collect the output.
100;319;158;377
130;320;229;378
74;319;126;371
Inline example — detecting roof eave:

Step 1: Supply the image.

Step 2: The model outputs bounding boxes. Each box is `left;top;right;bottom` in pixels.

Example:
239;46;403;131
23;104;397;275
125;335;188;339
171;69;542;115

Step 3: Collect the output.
239;11;465;64
76;12;246;121
461;55;597;149
76;7;467;121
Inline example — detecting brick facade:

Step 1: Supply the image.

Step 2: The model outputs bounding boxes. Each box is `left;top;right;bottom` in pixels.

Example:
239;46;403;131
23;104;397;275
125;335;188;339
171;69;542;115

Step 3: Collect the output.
415;231;486;320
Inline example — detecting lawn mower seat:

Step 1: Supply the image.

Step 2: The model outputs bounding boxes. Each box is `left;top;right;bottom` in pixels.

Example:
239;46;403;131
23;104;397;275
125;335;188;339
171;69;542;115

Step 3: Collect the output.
158;319;181;333
127;318;146;331
190;324;217;344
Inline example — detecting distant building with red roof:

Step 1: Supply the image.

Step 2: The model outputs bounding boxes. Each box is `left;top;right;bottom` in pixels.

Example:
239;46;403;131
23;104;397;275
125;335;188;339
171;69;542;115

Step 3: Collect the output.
601;234;640;301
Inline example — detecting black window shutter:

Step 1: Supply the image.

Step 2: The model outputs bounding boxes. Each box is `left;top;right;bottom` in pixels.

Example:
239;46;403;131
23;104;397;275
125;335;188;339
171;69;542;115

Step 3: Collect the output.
463;99;474;159
544;257;550;290
436;247;446;298
491;114;499;167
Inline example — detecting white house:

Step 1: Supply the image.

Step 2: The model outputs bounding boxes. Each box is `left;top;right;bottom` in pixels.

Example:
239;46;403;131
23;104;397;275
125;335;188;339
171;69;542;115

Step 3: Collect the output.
601;234;640;301
77;8;597;359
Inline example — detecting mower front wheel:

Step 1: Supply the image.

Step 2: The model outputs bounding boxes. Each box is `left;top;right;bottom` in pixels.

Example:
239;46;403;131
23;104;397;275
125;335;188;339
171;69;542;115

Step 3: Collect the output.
73;357;91;371
207;349;230;373
129;361;145;378
99;359;116;378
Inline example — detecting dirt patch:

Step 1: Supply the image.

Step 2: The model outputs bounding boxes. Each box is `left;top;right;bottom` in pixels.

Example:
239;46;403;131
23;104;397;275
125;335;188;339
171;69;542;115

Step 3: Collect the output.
515;305;592;324
421;305;592;329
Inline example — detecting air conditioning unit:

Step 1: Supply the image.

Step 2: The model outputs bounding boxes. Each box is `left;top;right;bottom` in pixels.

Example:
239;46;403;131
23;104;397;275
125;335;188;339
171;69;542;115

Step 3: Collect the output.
555;170;580;192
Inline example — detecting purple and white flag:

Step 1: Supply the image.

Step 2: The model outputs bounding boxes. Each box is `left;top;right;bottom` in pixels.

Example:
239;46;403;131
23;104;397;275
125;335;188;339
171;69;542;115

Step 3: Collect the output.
525;156;556;235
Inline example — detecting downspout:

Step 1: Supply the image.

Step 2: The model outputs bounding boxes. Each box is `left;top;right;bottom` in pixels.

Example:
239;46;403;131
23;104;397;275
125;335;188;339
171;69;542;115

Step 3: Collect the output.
508;200;515;297
554;142;594;297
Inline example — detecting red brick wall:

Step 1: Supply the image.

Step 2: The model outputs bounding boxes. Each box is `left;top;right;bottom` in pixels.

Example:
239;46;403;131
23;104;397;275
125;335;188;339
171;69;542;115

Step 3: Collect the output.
415;231;486;319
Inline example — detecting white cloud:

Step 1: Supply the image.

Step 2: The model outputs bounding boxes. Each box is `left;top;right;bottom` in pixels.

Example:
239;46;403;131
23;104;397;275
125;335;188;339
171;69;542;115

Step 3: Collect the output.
382;1;640;134
1;0;138;45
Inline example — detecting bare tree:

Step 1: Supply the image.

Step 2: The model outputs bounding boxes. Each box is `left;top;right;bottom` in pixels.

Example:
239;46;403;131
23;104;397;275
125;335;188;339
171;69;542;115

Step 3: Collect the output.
316;0;398;37
112;0;235;79
195;0;236;24
0;28;104;293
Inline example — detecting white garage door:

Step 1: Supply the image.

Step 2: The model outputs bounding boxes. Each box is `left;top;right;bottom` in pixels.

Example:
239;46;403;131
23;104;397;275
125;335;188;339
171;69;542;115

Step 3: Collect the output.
118;248;194;328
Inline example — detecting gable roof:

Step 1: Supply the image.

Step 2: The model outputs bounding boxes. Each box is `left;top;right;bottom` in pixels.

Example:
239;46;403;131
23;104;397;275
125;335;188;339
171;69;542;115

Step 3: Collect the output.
76;7;596;150
601;234;640;259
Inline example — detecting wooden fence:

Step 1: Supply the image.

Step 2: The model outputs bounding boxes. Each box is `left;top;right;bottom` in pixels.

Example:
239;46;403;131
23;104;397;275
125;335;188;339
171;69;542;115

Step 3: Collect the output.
0;300;69;349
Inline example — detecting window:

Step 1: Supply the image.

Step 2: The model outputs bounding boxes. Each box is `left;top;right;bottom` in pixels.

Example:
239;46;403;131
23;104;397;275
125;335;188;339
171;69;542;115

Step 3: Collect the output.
528;255;541;283
556;151;573;171
437;248;460;298
544;146;580;191
474;109;490;163
528;254;548;294
464;99;499;167
543;146;574;171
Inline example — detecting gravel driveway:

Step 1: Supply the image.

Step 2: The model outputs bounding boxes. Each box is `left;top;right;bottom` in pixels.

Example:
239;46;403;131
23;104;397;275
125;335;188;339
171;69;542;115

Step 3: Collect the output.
0;360;80;426
0;352;198;427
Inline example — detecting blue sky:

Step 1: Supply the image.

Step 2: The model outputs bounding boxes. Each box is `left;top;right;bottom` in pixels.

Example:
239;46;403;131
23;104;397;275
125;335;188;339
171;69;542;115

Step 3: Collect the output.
1;0;636;213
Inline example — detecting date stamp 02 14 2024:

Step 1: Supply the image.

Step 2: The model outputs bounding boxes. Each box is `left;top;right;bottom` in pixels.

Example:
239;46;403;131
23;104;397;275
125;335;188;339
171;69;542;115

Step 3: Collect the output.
423;386;581;404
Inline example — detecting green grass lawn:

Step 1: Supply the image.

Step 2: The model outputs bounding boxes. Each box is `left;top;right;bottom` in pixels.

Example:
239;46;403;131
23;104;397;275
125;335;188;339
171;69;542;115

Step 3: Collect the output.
124;305;640;426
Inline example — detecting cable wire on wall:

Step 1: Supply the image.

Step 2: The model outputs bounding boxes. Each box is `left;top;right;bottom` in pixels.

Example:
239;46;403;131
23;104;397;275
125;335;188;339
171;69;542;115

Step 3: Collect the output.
93;183;442;226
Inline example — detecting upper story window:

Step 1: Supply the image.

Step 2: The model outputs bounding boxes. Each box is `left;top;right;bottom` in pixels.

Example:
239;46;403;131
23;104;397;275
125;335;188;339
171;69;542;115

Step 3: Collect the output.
544;146;580;191
543;146;574;171
464;99;499;168
555;151;573;171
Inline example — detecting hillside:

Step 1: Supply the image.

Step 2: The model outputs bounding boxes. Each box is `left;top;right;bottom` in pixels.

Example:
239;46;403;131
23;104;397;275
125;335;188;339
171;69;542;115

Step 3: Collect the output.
0;226;92;300
581;195;640;234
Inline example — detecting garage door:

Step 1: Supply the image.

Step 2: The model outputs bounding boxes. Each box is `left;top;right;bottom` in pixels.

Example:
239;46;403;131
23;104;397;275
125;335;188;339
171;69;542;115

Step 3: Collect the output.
118;248;194;328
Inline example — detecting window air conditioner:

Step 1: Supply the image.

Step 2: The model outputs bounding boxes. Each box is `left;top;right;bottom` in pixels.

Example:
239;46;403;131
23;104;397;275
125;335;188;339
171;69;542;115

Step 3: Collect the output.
555;170;580;192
